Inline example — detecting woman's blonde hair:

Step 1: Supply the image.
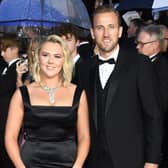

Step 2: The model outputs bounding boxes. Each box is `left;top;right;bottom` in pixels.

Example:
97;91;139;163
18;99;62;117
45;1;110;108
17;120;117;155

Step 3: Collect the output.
27;37;40;73
32;35;73;86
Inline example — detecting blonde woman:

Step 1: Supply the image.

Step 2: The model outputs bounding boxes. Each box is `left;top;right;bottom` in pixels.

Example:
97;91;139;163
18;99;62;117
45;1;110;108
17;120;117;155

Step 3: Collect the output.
5;35;90;168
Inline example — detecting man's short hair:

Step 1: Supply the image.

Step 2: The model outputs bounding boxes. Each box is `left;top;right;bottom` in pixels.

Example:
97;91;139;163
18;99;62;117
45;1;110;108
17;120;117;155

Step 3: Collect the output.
56;23;80;41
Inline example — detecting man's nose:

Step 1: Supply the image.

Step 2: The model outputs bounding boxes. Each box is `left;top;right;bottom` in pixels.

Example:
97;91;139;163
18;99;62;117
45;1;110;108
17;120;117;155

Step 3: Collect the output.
104;28;110;36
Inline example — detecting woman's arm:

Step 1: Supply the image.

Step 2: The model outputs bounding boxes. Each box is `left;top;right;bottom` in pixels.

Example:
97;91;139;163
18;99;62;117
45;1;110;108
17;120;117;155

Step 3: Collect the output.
5;89;26;168
73;90;90;168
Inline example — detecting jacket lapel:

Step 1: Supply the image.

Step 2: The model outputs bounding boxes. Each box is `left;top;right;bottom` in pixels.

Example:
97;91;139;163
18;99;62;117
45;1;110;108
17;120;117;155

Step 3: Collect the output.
89;57;99;131
105;49;129;116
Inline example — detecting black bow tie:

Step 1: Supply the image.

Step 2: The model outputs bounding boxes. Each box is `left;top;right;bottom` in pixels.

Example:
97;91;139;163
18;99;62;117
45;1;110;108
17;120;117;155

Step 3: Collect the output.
98;58;115;65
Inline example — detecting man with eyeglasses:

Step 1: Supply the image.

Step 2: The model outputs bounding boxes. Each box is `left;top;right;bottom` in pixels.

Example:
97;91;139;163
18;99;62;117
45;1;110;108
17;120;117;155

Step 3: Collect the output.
136;24;168;168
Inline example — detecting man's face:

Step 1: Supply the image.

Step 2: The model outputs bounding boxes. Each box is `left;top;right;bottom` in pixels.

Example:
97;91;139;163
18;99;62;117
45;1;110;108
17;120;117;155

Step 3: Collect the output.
91;12;122;58
61;33;79;57
127;22;137;38
2;47;19;63
162;29;168;52
136;32;159;56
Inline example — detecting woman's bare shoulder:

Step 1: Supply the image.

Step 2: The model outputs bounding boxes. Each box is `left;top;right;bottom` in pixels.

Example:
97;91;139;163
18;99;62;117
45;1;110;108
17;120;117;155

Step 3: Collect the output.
63;83;77;91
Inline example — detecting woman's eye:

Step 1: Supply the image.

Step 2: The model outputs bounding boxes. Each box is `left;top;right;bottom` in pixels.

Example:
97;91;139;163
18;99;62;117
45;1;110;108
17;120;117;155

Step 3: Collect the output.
41;54;48;57
54;55;62;58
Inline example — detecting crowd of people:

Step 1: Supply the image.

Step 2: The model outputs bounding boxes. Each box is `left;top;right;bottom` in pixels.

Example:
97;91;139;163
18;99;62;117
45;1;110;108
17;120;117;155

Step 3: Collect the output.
0;3;168;168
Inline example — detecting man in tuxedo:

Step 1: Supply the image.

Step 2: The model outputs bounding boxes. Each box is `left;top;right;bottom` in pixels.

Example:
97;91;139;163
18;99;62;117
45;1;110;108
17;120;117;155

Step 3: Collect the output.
136;24;168;168
0;37;21;168
85;5;162;168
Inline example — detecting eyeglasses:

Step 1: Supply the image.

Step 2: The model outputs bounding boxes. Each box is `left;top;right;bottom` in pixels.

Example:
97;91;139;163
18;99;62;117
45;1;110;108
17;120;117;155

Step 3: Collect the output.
135;40;158;46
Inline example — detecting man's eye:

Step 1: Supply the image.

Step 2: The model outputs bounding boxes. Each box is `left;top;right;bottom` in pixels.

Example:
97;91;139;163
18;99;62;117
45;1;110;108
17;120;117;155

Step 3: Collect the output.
96;26;103;30
109;25;117;29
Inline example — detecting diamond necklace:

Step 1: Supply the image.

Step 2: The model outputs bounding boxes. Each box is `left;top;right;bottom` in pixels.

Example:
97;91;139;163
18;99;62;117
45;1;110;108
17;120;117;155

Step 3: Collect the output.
39;82;61;105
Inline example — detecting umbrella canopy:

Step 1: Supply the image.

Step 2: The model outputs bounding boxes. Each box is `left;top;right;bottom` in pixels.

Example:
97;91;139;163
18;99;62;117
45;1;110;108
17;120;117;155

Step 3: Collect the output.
0;0;91;29
0;0;68;27
118;0;168;12
45;0;91;29
152;0;168;12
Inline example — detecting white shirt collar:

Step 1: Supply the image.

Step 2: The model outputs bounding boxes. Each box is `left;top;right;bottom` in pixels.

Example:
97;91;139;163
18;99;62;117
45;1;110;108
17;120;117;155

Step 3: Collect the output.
149;54;157;59
73;54;80;64
78;41;89;46
8;58;20;67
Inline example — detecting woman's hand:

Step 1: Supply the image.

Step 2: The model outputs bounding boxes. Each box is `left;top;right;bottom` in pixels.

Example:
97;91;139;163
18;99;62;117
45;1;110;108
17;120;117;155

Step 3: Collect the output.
16;59;28;87
16;59;28;76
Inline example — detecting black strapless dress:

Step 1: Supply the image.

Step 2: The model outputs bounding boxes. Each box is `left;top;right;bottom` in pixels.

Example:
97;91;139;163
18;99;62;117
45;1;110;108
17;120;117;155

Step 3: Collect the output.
19;85;82;168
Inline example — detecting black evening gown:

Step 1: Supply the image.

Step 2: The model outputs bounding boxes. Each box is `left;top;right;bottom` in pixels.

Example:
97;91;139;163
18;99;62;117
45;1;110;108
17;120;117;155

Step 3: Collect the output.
19;85;82;168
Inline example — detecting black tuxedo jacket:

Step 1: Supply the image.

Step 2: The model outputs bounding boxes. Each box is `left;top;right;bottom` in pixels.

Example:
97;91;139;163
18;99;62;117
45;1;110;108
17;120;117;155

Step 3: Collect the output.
151;53;168;162
0;56;7;72
78;42;93;61
86;48;162;168
151;53;168;113
0;60;19;133
72;57;91;89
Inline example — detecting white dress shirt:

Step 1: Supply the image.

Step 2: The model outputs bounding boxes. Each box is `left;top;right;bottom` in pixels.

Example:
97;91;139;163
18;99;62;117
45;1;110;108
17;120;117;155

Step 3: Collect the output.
99;45;119;89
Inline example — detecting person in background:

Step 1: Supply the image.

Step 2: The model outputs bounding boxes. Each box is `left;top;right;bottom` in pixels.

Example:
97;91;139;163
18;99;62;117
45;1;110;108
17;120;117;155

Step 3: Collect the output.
158;24;168;53
127;18;145;38
85;5;162;168
57;23;90;89
136;24;168;168
0;38;7;72
121;18;145;53
77;33;93;60
0;37;21;168
5;35;90;168
16;37;41;85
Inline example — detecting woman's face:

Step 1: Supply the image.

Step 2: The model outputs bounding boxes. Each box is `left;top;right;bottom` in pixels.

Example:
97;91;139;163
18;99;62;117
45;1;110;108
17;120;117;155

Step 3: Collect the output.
39;42;65;79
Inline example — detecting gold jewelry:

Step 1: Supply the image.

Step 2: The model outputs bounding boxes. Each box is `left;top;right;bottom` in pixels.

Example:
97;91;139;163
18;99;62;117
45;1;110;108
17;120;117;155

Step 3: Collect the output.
39;82;61;105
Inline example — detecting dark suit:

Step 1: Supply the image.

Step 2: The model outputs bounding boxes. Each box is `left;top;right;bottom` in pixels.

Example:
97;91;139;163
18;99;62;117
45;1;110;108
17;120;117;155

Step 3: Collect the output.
86;47;162;168
72;56;91;89
0;59;19;168
0;56;6;72
151;53;168;168
78;42;93;61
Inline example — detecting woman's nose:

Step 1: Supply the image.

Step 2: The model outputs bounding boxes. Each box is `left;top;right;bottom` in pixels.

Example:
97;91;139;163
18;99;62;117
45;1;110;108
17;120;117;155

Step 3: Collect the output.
48;56;54;63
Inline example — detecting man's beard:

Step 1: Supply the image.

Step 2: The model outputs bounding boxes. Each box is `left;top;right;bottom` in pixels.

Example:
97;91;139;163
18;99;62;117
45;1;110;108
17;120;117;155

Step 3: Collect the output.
97;41;118;54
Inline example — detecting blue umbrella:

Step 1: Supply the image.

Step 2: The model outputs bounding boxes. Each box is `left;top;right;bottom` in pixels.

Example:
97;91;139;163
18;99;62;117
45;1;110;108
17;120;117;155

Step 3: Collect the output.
43;0;91;29
0;0;68;27
0;0;91;29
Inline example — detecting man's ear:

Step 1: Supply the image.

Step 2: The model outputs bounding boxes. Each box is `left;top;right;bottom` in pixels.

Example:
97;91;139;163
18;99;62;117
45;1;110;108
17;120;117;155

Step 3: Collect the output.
1;50;5;56
76;39;80;47
90;28;95;39
118;26;123;38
